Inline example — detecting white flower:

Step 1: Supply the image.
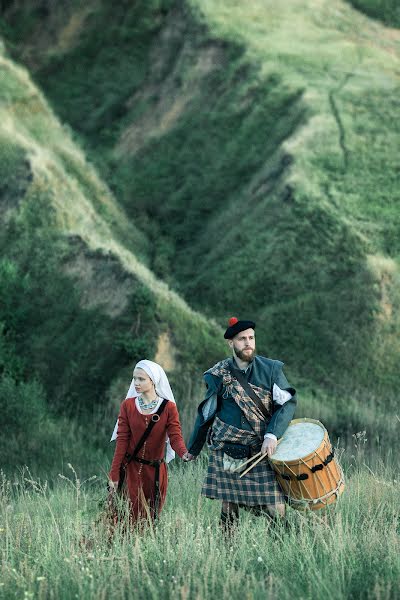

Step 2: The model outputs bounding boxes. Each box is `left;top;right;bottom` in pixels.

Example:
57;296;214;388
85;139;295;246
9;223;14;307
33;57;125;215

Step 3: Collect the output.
257;556;263;563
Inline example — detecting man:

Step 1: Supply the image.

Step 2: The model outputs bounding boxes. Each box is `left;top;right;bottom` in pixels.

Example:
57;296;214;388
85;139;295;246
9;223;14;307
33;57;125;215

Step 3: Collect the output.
186;317;297;531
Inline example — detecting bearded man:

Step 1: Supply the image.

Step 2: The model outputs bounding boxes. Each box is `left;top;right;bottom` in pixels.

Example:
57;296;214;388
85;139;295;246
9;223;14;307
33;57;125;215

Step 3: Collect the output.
186;317;297;531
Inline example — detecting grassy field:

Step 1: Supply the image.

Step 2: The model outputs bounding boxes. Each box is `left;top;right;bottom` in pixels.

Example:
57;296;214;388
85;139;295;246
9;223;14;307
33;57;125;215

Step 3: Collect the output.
1;446;399;600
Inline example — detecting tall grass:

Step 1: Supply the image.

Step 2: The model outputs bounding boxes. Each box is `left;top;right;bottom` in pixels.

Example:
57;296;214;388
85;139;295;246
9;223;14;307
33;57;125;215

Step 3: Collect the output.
1;447;399;600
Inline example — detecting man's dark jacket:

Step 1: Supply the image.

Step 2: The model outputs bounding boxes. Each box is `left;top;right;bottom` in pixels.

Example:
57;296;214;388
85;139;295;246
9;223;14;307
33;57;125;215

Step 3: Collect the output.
188;355;297;456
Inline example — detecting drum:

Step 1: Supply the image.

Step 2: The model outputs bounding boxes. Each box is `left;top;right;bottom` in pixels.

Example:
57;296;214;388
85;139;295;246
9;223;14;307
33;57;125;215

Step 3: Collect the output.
269;418;345;510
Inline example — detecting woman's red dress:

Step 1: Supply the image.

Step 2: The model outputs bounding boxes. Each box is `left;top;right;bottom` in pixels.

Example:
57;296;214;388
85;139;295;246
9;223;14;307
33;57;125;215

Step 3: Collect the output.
109;397;187;520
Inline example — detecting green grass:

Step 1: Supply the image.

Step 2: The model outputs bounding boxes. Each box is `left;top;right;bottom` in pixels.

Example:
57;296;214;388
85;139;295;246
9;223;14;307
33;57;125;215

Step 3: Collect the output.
1;450;399;600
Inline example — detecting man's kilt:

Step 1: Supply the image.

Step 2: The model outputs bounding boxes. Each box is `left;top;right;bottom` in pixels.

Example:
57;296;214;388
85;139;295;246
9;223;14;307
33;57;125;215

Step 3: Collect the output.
202;449;285;507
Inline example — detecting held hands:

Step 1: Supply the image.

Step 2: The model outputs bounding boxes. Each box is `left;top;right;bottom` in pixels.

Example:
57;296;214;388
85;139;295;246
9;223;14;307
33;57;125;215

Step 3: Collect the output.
182;451;196;462
261;437;277;458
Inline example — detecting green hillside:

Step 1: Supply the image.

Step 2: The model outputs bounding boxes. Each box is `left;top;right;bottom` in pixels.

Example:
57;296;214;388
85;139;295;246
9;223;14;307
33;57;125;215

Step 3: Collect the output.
347;0;400;26
3;0;399;397
1;0;400;475
0;44;225;473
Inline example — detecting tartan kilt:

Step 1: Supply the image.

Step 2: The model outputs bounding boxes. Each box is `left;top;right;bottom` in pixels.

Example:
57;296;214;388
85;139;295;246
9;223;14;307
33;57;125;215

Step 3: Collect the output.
202;449;285;507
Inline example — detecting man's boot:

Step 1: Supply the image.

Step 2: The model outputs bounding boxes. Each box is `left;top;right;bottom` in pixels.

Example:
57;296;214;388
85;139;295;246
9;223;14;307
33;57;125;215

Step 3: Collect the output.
220;502;239;536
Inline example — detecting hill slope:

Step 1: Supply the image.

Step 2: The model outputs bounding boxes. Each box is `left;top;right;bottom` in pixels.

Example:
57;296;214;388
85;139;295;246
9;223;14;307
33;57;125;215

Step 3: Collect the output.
347;0;400;26
3;0;399;397
0;42;225;471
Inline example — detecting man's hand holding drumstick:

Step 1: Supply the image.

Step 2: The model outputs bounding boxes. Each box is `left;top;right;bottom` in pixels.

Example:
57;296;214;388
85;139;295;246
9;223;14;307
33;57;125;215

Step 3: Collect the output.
235;436;279;478
261;436;278;457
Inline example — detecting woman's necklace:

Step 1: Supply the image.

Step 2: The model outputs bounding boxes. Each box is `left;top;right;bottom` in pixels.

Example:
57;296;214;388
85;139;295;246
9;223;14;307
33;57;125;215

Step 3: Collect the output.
138;394;159;411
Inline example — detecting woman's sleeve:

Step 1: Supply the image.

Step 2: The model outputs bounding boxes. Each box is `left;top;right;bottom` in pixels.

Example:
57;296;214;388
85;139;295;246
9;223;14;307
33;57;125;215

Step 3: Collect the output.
166;403;188;458
109;401;131;481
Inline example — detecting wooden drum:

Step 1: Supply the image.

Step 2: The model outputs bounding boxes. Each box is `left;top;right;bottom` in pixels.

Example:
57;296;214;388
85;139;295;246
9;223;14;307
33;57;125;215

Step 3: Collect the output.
269;418;345;510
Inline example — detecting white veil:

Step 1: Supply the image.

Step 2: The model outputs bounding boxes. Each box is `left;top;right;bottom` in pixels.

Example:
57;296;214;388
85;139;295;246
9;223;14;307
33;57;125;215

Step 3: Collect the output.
110;359;176;463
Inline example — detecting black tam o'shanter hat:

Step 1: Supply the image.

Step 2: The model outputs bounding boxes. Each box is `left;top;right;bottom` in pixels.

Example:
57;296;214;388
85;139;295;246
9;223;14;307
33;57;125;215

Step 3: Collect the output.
224;317;256;339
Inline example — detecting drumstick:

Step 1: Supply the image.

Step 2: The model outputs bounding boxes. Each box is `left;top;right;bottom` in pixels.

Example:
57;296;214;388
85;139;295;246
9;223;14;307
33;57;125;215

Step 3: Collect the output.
239;438;283;477
231;451;262;473
239;453;268;477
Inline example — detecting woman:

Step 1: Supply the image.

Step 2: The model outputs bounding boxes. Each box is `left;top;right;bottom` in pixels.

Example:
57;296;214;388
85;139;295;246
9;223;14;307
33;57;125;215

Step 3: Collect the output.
109;360;191;522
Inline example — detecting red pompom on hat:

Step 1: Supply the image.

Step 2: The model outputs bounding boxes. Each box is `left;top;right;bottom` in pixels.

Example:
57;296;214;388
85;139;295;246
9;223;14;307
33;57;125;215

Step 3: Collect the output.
224;317;256;339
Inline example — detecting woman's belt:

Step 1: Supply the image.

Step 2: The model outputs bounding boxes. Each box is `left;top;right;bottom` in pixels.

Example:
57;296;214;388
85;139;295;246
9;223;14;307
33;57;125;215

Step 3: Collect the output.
132;456;165;467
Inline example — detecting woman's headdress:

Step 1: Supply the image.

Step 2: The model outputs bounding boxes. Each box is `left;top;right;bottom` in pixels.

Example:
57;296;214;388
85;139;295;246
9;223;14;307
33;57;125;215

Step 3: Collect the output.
110;359;176;462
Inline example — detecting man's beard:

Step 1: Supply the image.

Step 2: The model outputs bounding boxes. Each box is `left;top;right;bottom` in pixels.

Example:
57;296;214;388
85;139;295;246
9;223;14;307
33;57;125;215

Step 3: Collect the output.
234;345;256;363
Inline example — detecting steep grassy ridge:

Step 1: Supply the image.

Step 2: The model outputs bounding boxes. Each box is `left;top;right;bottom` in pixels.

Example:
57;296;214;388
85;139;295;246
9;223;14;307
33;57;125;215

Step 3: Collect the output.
347;0;400;26
0;44;225;473
4;0;399;398
188;0;400;389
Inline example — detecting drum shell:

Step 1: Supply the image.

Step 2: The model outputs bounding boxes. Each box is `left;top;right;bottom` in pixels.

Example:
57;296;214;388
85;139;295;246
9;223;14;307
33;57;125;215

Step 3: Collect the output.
270;419;345;511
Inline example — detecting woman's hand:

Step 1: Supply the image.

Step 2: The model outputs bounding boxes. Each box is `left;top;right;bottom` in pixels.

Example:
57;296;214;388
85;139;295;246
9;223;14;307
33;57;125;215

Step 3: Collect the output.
107;481;119;510
182;452;196;462
107;479;118;506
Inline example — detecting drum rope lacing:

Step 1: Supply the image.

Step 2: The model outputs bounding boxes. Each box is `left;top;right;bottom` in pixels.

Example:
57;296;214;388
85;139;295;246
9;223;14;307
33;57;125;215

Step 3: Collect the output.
286;479;345;507
279;450;335;481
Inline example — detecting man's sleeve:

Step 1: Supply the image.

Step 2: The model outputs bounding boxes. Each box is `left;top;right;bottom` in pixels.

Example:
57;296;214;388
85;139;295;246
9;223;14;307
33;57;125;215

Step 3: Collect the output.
265;361;297;440
187;374;219;456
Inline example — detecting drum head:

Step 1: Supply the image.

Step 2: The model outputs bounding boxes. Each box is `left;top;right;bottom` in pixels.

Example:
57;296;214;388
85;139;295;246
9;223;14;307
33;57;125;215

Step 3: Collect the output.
271;420;325;461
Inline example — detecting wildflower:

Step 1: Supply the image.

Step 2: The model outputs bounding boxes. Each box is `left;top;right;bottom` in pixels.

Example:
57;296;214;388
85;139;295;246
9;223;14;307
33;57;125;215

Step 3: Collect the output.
257;556;263;563
352;431;367;448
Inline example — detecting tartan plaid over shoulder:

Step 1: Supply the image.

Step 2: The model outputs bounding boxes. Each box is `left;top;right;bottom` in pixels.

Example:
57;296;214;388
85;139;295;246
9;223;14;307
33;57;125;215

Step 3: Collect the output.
208;359;273;440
